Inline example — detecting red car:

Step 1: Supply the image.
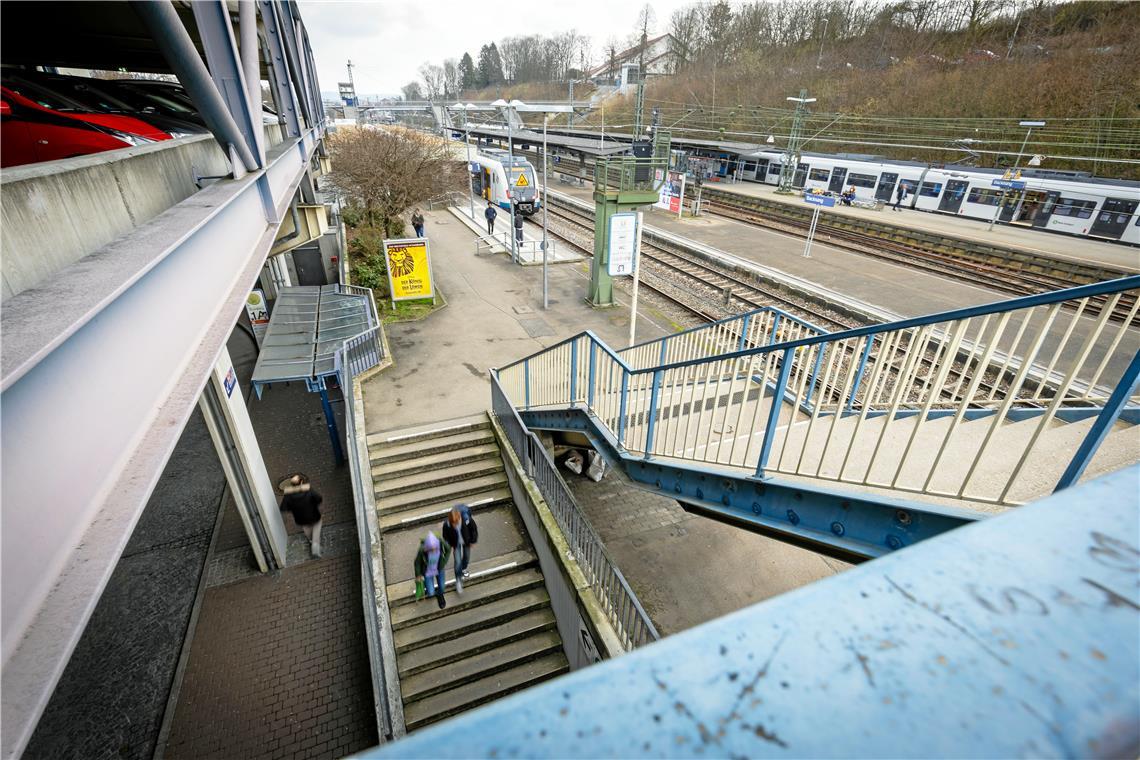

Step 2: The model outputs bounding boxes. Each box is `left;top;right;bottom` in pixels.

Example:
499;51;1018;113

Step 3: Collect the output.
1;81;172;168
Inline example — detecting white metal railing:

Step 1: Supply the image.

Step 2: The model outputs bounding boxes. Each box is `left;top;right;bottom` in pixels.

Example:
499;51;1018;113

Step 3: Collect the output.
497;277;1140;507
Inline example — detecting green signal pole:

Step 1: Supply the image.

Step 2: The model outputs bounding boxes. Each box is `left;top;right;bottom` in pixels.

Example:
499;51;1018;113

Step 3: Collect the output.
588;130;670;307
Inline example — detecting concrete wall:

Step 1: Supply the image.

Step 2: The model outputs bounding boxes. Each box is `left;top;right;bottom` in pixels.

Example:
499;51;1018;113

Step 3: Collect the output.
1;135;229;301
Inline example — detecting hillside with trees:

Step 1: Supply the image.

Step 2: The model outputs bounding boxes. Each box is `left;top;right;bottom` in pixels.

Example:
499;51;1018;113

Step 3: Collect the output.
403;0;1139;177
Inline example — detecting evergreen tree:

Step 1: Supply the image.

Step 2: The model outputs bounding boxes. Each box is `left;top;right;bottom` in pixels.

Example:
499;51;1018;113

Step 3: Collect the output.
487;42;505;84
459;52;476;91
476;44;493;88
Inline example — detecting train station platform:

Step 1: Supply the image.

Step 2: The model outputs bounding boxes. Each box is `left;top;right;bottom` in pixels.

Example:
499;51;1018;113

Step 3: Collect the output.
357;207;845;637
712;180;1139;273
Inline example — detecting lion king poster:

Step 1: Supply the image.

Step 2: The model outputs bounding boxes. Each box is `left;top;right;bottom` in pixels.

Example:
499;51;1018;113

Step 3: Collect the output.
382;237;435;306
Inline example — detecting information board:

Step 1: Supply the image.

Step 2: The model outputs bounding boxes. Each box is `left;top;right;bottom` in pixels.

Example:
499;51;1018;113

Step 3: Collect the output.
607;212;638;276
655;171;686;214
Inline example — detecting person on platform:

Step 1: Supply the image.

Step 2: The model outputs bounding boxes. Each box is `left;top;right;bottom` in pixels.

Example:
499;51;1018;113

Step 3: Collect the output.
414;531;450;609
441;505;479;594
840;186;855;206
894;183;907;211
411;208;425;238
514;205;524;244
484;201;498;235
279;473;323;558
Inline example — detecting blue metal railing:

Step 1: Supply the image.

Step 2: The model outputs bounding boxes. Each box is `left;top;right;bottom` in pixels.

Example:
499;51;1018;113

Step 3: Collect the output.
491;372;659;650
498;276;1140;507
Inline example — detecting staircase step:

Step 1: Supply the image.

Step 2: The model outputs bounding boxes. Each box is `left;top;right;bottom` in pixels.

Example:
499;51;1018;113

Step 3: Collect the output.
397;608;558;678
375;459;505;498
401;630;563;703
402;651;569;732
387;549;537;607
391;567;545;629
370;427;497;466
378;488;511;532
375;473;508;514
373;442;501;481
367;414;489;449
394;587;551;653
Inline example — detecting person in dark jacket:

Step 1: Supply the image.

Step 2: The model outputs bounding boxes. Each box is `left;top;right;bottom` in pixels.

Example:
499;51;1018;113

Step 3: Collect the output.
484;202;497;235
280;474;323;558
414;531;450;608
513;205;524;243
411;208;425;237
441;505;479;594
893;183;907;211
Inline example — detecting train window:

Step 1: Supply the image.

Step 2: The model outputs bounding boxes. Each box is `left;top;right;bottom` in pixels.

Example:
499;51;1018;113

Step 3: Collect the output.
1052;198;1096;218
967;188;1001;206
768;163;782;175
919;183;942;197
809;168;830;182
848;173;877;188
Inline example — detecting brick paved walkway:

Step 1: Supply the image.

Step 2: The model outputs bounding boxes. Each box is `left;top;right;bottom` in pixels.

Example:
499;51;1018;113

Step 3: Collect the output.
160;354;377;757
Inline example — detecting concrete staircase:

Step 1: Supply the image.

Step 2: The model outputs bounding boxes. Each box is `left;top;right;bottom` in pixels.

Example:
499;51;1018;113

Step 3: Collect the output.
367;413;569;732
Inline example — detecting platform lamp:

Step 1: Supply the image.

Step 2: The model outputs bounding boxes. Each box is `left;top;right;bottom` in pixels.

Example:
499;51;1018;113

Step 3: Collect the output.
988;119;1045;232
490;98;522;263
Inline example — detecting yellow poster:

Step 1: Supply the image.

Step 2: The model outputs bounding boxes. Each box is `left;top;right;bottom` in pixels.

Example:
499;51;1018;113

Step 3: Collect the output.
383;238;434;302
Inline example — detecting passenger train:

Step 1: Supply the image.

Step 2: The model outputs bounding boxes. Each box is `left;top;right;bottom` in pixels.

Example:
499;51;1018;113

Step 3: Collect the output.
686;148;1140;245
469;149;541;217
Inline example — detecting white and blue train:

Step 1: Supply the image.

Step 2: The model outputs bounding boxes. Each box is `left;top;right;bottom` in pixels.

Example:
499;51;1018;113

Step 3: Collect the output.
687;147;1140;245
469;149;541;217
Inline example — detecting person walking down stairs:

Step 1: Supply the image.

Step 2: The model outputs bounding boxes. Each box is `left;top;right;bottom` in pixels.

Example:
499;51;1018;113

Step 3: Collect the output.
414;532;450;609
442;505;478;595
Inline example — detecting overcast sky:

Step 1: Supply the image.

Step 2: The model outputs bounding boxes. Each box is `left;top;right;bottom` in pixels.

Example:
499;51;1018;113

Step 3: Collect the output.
299;0;696;97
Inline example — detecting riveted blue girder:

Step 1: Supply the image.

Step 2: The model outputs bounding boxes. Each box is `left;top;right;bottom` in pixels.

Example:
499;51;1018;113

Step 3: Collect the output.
363;464;1140;759
521;408;978;562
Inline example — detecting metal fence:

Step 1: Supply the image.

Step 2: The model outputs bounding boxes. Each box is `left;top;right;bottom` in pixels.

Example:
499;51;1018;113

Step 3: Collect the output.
491;372;659;651
498;276;1140;507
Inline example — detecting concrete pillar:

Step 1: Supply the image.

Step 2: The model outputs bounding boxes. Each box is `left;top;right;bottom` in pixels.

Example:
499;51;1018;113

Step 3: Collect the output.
198;345;289;571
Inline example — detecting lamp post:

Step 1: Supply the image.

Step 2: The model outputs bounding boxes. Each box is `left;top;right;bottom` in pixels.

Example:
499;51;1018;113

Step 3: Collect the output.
542;113;550;309
491;98;521;263
453;103;476;223
988;119;1044;232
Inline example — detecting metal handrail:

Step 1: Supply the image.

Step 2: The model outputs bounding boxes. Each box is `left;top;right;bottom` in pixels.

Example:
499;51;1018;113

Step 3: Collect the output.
491;372;660;649
497;276;1140;507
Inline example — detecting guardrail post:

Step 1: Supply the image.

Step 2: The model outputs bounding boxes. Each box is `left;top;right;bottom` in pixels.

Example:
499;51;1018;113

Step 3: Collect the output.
658;337;669;364
1055;349;1140;491
768;314;783;345
524;359;531;410
803;345;827;409
643;370;664;458
617;371;629;447
847;335;875;412
587;342;597;408
755;348;794;478
570;339;579;405
737;313;752;351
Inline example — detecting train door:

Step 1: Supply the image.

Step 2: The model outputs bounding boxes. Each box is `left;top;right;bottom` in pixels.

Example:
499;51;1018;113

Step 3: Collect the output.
875;172;898;202
483;168;493;201
1089;197;1139;240
997;191;1020;222
793;163;808;189
828;167;848;194
1012;191;1047;225
754;158;769;180
938;180;969;213
1032;191;1061;229
470;166;484;197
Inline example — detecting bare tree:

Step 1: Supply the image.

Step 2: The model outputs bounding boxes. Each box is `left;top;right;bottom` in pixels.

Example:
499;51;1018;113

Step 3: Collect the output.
327;127;464;237
443;58;460;99
419;63;446;100
401;81;423;101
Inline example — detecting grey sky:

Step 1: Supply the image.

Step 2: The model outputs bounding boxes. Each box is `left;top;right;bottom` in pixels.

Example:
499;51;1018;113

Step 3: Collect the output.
299;0;695;97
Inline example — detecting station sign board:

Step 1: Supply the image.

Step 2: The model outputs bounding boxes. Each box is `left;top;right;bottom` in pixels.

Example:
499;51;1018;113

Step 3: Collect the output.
607;212;638;276
245;289;269;346
803;192;837;208
383;237;435;306
991;178;1027;190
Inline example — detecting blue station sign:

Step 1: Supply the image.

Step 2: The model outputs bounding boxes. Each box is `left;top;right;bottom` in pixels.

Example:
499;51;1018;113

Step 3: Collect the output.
803;193;837;208
991;178;1027;190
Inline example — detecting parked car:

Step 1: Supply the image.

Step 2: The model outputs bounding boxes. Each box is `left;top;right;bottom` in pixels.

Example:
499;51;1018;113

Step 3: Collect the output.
6;72;205;138
1;81;171;168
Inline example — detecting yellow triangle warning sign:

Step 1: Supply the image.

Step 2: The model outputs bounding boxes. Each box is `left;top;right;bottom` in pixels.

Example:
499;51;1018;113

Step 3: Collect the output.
515;173;529;187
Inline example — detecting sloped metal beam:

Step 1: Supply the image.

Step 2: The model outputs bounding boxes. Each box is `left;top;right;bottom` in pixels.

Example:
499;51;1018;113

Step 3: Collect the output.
0;128;321;760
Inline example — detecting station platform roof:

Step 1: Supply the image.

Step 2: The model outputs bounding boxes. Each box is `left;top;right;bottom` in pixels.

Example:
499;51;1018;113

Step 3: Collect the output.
251;285;374;394
542;127;763;156
463;125;630;159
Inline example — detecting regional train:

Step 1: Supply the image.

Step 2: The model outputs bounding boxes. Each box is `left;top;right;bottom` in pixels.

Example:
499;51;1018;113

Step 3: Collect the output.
469;149;541;217
687;148;1140;245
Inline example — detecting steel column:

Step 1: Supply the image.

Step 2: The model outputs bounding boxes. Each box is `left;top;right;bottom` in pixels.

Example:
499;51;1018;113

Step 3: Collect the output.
258;0;303;137
569;339;578;405
847;334;876;412
755;348;794;477
318;383;345;466
643;370;664;458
